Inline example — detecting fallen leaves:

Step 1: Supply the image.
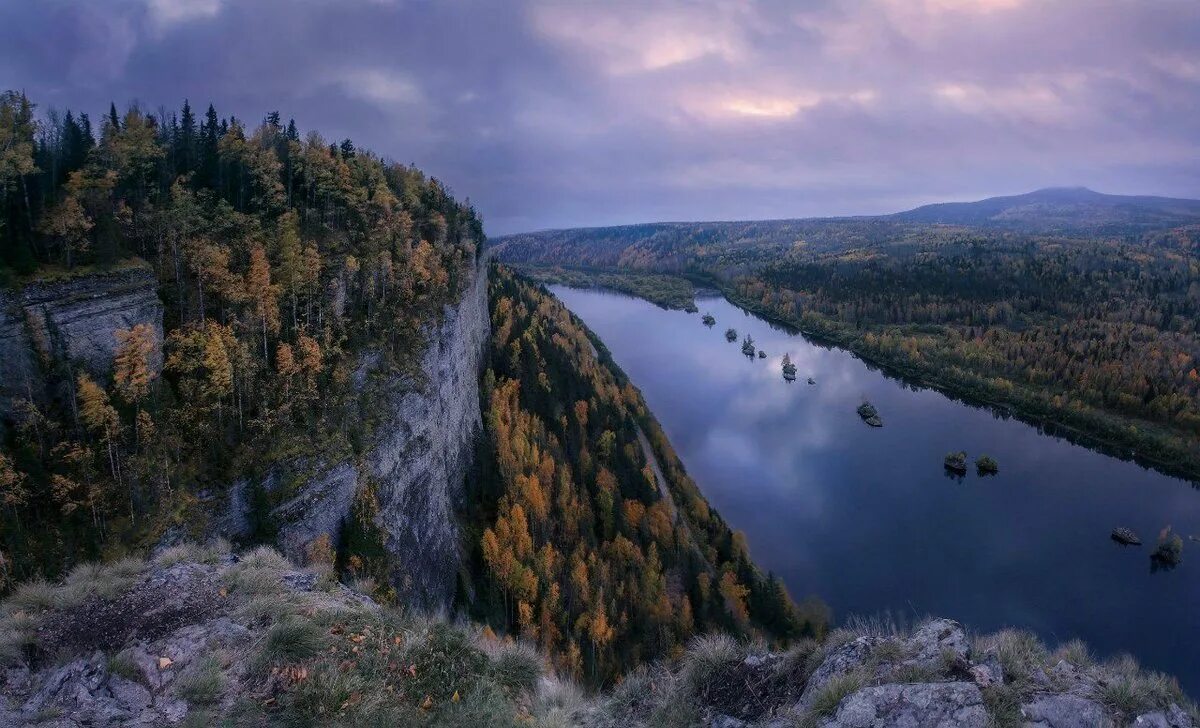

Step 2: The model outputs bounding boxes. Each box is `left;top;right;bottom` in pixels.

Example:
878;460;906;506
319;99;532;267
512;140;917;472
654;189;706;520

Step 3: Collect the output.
157;657;173;670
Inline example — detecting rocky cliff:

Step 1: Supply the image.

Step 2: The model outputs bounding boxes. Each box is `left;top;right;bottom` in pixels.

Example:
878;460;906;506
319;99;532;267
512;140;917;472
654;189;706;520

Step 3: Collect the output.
219;260;490;612
0;265;163;414
2;547;1194;728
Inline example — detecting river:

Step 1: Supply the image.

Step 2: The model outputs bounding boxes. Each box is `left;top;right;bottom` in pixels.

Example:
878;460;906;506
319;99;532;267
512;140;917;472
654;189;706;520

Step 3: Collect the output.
549;284;1200;696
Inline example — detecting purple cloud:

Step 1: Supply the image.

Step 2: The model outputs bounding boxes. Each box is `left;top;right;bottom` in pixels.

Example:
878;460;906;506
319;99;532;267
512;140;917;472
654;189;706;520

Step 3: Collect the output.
2;0;1197;234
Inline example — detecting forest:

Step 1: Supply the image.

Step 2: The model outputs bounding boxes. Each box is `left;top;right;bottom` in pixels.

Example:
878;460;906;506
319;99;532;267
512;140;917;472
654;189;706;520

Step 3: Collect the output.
514;265;698;311
467;266;825;685
494;212;1200;480
0;90;484;586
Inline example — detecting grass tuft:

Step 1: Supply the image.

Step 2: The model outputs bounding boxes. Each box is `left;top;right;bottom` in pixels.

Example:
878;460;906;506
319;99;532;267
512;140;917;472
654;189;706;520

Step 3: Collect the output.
680;633;742;693
176;654;226;705
489;641;542;697
1099;654;1193;719
1050;638;1092;667
256;617;327;670
973;629;1047;684
533;675;585;728
7;578;57;613
809;670;865;718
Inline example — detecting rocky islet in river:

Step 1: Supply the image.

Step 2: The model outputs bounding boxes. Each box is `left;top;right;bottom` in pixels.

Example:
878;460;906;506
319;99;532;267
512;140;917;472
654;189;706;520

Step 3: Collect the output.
857;400;883;427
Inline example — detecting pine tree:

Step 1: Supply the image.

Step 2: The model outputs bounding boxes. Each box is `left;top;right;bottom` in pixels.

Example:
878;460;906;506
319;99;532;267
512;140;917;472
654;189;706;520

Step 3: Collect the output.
179;99;196;175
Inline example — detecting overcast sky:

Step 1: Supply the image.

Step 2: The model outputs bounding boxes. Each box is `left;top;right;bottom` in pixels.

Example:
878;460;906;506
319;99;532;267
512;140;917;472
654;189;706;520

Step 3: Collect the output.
2;0;1199;235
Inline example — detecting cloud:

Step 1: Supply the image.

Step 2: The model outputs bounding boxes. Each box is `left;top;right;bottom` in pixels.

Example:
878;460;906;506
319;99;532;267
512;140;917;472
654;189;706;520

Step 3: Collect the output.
144;0;223;30
335;68;423;105
0;0;1196;235
530;2;750;75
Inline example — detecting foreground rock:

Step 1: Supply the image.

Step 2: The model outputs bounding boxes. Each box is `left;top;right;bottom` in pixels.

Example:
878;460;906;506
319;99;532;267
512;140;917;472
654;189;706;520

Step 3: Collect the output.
4;550;1196;728
820;682;988;727
605;617;1197;728
0;546;539;728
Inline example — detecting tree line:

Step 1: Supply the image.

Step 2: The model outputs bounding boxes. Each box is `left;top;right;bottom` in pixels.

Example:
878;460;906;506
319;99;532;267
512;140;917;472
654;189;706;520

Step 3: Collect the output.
0;91;484;587
467;266;826;685
495;219;1200;479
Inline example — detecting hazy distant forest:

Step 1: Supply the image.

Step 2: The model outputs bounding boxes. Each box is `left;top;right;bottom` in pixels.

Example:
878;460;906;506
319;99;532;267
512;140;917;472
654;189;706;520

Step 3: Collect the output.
0;90;484;583
496;213;1200;480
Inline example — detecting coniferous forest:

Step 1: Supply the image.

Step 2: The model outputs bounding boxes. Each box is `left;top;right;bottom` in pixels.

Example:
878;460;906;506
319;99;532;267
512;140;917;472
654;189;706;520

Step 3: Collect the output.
0;91;483;585
469;266;825;685
494;215;1200;479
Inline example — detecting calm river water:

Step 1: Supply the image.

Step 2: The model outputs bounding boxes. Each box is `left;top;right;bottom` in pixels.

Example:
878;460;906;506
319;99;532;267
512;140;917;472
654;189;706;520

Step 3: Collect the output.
549;285;1200;695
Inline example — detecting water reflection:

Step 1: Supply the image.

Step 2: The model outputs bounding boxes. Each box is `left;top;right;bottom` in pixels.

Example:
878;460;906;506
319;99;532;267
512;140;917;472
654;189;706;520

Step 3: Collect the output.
550;285;1200;697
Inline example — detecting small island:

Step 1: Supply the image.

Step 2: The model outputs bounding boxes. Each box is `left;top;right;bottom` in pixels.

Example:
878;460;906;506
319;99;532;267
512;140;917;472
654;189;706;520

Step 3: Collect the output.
1151;527;1184;568
857;400;883;427
944;451;968;473
807;377;815;385
1111;527;1142;546
975;454;999;475
725;327;738;342
757;350;766;358
782;353;797;381
741;335;756;357
702;313;716;327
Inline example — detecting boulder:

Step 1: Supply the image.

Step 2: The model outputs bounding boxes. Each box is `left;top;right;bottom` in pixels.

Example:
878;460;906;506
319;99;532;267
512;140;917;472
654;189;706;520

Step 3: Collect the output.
1021;694;1113;728
797;636;885;711
819;682;988;728
1133;704;1196;728
1111;527;1142;546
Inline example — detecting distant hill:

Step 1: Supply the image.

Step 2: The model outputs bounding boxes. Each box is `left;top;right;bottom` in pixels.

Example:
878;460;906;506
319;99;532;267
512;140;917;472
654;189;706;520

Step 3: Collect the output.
891;187;1200;234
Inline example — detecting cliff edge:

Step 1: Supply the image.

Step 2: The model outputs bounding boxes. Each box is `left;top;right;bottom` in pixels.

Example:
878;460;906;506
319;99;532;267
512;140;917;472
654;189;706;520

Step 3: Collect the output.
1;546;1194;728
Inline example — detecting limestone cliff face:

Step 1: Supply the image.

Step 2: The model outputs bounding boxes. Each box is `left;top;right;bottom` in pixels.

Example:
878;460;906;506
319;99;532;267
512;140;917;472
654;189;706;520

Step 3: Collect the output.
0;266;164;413
366;260;490;610
222;261;490;612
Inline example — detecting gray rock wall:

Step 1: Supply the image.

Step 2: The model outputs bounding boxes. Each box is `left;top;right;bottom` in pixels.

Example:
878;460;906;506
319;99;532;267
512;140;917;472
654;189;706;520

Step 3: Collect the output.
368;259;490;610
0;266;164;413
222;260;490;612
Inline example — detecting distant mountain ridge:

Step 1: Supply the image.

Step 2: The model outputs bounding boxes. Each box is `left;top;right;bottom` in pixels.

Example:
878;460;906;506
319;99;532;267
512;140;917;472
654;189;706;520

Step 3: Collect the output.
891;186;1200;233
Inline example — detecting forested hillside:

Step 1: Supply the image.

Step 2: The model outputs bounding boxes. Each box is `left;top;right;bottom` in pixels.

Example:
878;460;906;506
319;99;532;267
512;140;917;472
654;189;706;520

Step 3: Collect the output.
0;91;484;585
467;266;825;684
494;202;1200;480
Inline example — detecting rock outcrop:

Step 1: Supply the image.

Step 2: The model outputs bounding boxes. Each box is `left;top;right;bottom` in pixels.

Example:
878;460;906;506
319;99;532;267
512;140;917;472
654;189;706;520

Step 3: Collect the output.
0;265;163;414
604;617;1197;728
3;549;1196;728
820;681;988;727
219;260;490;611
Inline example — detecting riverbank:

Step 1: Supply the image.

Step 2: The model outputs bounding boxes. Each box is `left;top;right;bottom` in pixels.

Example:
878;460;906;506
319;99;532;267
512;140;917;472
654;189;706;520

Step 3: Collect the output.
549;283;1200;697
709;282;1200;485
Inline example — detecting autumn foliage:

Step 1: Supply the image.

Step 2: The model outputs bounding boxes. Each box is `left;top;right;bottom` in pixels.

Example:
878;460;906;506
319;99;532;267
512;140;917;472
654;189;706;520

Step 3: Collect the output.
470;267;825;685
0;94;484;583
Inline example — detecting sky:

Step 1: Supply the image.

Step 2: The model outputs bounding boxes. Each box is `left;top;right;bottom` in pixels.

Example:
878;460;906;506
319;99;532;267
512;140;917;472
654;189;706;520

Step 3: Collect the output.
2;0;1199;235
